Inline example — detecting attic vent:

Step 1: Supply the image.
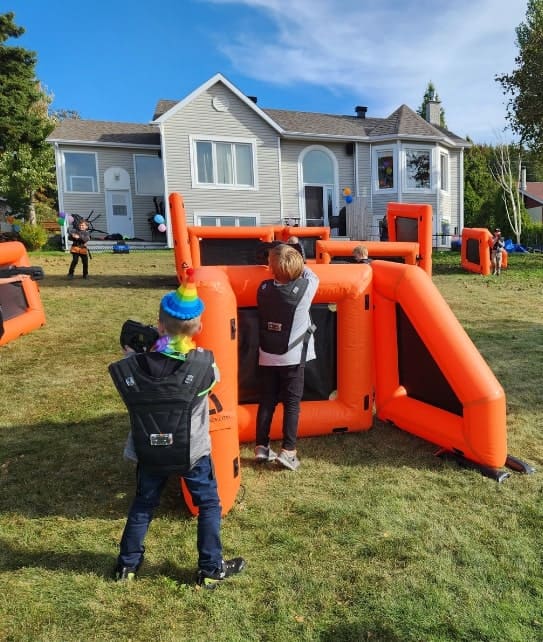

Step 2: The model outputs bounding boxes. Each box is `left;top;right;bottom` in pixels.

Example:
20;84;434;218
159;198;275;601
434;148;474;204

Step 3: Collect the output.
355;105;367;119
247;95;258;104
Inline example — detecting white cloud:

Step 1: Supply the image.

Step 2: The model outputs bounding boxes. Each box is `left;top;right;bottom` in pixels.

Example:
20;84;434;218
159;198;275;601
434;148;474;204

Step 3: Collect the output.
203;0;527;142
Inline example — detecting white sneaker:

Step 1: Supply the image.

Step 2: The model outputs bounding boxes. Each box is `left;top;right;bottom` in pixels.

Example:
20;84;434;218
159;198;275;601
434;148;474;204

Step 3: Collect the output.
254;445;277;463
276;449;300;471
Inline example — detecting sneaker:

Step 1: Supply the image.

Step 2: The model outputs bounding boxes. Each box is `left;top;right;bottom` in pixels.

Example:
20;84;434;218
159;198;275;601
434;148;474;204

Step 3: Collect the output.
197;557;246;590
276;449;300;471
114;565;138;581
254;445;277;463
67;274;74;279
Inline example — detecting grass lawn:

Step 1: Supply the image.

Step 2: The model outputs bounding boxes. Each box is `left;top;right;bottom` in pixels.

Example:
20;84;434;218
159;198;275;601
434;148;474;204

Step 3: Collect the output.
1;249;542;642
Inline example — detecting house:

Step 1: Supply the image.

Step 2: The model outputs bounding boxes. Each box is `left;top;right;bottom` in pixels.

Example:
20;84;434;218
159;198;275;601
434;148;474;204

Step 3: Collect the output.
48;73;470;249
519;178;543;224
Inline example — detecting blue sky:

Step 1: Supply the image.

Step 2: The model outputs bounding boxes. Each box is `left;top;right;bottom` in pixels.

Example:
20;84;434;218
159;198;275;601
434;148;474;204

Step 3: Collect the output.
8;0;527;143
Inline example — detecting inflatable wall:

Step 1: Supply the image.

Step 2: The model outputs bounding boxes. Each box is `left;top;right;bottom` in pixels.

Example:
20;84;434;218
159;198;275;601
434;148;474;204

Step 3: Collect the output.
461;228;508;275
315;239;419;266
386;202;433;275
0;241;46;346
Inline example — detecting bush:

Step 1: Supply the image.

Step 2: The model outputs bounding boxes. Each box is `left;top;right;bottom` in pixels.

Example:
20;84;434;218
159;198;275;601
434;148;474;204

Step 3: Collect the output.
17;222;48;250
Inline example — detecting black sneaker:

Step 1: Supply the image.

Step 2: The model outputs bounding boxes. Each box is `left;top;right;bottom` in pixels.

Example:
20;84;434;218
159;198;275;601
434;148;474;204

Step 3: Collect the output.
114;565;138;581
197;557;246;589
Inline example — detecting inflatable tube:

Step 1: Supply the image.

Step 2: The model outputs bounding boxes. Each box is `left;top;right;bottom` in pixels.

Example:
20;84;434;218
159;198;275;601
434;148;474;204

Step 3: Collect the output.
0;241;46;346
372;260;507;468
461;228;492;275
169;192;192;283
315;240;419;266
386;203;433;275
278;226;330;262
188;226;274;267
180;266;241;517
222;263;374;442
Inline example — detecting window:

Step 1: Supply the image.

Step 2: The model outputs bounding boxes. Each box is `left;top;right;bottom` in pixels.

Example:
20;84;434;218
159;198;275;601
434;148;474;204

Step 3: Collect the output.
196;213;258;226
377;150;395;190
440;153;449;192
303;149;334;184
405;148;431;189
64;152;98;192
192;138;255;188
134;155;164;195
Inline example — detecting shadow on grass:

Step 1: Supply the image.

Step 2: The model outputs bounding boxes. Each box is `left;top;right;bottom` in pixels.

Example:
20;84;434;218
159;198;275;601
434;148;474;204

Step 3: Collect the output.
38;273;179;290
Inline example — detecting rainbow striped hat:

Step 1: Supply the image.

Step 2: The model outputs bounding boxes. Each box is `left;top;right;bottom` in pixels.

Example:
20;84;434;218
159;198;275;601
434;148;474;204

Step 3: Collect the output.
160;268;204;320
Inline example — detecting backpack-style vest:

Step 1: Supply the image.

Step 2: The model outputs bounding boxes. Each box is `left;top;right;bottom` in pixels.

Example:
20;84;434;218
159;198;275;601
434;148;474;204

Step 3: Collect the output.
257;277;309;355
108;348;213;474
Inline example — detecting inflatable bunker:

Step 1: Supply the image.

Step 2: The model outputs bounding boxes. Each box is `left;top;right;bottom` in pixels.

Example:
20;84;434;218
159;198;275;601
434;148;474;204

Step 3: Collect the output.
0;241;46;346
461;228;508;275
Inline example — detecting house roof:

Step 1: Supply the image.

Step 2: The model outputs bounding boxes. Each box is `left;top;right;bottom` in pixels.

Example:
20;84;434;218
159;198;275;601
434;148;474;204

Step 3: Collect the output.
521;182;543;204
47;119;160;147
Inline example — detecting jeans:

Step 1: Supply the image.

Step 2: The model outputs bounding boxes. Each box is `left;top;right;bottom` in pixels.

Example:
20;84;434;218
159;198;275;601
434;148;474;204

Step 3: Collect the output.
256;364;305;451
117;455;223;573
68;252;88;276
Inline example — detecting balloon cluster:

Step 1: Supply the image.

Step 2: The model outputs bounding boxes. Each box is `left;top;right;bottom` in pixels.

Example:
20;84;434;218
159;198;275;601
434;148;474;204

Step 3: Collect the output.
57;212;75;226
151;213;167;233
343;187;353;204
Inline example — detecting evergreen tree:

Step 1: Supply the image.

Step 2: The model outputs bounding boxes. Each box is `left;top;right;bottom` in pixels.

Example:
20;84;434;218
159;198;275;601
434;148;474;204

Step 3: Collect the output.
0;12;55;218
417;81;447;128
463;142;499;228
496;0;543;151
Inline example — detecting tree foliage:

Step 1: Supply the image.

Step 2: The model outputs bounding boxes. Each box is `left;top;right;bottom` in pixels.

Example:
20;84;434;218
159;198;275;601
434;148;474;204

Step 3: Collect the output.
0;12;55;218
463;142;500;228
496;0;543;151
417;81;447;128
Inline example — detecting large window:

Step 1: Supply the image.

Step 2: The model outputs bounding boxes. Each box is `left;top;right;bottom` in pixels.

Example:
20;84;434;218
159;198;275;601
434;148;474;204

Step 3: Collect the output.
63;152;98;192
195;213;258;226
440;152;449;192
134;154;164;195
192;138;255;188
375;149;395;190
405;148;431;190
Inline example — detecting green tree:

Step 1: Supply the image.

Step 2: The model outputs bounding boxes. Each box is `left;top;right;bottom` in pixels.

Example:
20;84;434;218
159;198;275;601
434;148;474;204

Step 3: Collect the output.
463;142;499;228
0;12;55;218
417;81;447;128
496;0;543;151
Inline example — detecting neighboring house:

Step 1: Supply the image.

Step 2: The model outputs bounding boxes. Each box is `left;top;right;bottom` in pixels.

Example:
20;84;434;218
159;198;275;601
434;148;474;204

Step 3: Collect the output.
519;180;543;224
48;73;470;249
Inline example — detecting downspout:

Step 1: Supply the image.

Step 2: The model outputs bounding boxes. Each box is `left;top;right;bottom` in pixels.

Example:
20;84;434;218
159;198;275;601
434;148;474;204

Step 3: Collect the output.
435;144;440;246
54;142;68;250
277;137;284;223
159;122;172;249
459;148;464;234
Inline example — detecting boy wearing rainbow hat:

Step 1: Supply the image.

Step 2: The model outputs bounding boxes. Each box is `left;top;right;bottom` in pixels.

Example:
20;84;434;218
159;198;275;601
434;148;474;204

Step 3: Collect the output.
109;269;245;588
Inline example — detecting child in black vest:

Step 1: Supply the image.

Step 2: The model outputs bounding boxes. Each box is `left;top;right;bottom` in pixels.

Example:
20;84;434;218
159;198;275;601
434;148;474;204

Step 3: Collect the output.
255;244;319;470
67;219;90;279
109;269;244;588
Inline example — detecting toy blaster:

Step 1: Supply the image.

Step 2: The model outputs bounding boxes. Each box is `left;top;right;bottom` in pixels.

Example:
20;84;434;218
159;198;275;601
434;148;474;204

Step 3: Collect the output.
120;319;159;353
0;266;44;281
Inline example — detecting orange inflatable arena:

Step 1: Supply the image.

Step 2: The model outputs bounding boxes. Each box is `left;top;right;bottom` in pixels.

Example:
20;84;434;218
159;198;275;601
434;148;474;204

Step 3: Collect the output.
167;193;527;514
0;241;46;346
461;227;508;275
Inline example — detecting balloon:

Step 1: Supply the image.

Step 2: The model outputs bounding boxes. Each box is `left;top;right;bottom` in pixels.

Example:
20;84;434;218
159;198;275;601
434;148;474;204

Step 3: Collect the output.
57;217;65;225
153;214;165;224
12;224;21;232
6;216;14;223
343;187;352;196
67;215;74;224
345;195;353;204
59;212;66;218
157;223;167;233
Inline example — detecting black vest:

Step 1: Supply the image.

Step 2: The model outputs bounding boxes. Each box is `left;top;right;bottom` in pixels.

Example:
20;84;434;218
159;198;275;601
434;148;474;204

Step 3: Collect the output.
257;277;308;355
108;348;214;474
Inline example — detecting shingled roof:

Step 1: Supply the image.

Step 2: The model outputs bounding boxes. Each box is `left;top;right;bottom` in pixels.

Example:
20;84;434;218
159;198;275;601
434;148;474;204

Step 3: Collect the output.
48;119;160;147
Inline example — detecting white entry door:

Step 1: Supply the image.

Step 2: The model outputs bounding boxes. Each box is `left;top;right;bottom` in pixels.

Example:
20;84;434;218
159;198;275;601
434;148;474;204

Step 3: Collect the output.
105;190;134;238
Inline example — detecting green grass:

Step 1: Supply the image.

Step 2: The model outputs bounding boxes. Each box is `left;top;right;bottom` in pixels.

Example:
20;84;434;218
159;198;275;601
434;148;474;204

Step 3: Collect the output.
1;249;542;642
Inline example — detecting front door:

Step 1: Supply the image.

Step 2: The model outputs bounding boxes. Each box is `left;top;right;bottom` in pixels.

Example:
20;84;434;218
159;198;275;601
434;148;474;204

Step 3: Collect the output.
305;186;324;227
105;190;134;238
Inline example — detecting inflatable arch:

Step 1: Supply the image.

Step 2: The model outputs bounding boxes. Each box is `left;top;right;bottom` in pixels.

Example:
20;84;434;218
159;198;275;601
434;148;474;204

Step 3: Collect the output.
372;260;507;469
0;241;46;346
461;227;508;275
386;203;433;275
276;225;330;261
315;239;419;266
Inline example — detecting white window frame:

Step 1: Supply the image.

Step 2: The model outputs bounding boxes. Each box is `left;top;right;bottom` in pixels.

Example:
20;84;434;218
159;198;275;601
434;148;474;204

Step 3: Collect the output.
402;145;433;193
440;151;449;193
194;212;260;226
63;151;98;193
133;154;164;195
372;145;397;193
190;135;258;190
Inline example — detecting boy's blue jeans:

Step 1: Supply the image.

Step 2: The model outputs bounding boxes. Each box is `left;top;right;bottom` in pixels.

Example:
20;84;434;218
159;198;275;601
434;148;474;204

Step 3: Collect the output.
118;455;223;573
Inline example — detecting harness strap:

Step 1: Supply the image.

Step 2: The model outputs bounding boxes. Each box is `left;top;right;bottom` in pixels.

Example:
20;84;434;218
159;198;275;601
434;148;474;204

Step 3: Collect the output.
288;322;317;365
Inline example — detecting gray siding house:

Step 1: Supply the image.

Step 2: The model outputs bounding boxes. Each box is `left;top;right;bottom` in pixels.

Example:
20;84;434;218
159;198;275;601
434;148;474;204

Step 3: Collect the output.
48;73;470;248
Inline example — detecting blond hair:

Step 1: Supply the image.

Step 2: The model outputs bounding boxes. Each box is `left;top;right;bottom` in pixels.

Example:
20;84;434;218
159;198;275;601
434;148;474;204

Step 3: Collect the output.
353;245;369;260
269;244;304;283
158;307;201;337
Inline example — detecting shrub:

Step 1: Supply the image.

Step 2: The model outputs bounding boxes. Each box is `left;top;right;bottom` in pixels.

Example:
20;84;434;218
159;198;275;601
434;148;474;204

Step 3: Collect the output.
17;222;48;250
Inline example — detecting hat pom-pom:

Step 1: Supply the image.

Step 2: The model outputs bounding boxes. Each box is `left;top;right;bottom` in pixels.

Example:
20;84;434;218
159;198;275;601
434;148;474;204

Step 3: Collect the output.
186;267;195;281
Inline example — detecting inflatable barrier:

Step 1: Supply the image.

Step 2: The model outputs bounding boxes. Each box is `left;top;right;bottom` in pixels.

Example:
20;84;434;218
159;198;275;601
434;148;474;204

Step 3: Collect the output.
0;241;46;346
372;260;507;468
315;239;419;266
461;228;508;274
386;203;433;275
